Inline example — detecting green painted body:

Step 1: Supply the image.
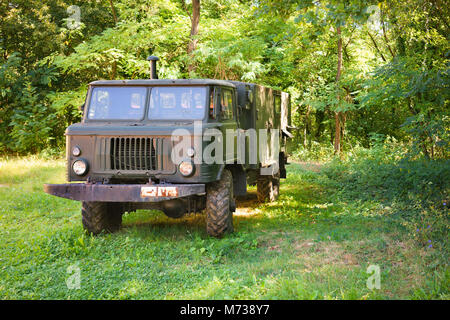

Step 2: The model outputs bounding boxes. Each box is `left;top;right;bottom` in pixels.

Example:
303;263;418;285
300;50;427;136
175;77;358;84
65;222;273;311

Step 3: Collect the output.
66;79;291;187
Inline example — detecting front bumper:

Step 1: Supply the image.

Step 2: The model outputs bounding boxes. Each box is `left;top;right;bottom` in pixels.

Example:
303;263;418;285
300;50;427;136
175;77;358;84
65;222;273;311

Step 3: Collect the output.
43;183;205;202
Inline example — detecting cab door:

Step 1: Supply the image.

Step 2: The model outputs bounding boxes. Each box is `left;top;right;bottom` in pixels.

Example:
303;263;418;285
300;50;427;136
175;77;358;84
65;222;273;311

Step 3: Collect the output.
216;87;238;164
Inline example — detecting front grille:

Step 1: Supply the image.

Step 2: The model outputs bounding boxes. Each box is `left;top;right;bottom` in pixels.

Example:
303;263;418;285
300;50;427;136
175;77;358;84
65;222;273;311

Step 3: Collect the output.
109;137;163;171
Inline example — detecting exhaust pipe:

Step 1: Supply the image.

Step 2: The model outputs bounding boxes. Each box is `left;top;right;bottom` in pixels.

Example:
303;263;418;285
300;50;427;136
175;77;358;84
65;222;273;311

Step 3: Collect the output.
147;56;159;79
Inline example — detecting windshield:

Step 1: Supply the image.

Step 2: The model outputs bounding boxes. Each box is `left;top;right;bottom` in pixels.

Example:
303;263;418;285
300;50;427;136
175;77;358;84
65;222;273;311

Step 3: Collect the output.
149;86;206;120
88;86;147;120
87;86;207;121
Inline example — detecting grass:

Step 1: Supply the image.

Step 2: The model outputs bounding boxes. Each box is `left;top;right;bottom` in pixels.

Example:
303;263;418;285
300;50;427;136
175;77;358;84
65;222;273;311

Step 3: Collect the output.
0;155;448;299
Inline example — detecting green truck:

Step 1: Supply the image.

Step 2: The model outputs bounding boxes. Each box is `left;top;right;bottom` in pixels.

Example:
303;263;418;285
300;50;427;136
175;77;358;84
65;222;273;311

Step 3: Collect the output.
44;58;292;237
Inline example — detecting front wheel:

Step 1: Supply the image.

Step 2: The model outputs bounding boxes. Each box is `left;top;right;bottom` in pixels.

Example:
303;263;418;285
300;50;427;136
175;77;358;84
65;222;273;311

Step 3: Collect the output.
81;202;123;235
206;169;235;237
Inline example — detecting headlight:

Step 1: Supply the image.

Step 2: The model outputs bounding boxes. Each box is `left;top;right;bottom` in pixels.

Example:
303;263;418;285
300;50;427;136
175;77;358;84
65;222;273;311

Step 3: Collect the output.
186;147;195;157
72;146;81;157
179;161;194;176
72;159;88;176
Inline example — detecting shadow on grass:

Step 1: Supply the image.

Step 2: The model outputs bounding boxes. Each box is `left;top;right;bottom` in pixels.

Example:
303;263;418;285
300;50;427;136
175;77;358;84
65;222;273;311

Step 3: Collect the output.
117;164;385;244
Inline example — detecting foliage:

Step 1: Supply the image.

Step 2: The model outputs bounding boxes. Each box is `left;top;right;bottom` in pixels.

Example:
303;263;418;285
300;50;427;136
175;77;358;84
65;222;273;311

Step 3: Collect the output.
0;53;84;153
321;137;449;252
291;141;336;162
0;0;448;157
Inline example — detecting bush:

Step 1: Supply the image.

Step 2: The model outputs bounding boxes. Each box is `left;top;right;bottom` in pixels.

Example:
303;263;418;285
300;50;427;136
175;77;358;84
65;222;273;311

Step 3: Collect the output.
291;141;336;162
319;139;449;251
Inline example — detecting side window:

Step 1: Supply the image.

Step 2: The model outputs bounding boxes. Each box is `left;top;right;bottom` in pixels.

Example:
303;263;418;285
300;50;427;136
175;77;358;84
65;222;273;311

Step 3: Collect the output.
220;89;234;120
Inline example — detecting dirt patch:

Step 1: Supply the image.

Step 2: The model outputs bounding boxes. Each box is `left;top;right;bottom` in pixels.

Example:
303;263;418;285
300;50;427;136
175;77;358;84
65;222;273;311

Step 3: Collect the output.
267;244;282;252
292;240;361;268
294;240;315;250
258;234;361;268
316;242;357;265
342;253;359;266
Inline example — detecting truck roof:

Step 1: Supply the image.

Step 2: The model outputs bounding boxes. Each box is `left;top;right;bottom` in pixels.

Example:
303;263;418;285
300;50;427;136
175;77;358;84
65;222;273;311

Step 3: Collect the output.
89;79;237;88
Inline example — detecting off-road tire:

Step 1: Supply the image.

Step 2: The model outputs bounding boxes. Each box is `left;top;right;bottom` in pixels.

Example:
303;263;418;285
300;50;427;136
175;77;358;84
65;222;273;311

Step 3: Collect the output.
82;202;123;235
206;169;235;237
257;174;280;203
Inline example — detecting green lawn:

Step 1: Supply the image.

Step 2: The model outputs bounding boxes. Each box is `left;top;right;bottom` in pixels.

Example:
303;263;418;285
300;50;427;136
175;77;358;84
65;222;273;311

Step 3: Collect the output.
0;156;447;299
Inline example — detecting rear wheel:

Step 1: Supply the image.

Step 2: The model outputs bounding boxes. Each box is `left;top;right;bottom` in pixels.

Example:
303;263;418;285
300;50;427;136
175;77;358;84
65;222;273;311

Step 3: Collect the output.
257;174;280;203
81;202;123;235
206;169;235;237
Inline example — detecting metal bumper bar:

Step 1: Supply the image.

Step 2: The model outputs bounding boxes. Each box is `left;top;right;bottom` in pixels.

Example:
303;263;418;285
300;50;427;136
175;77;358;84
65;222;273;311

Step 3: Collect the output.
43;183;205;202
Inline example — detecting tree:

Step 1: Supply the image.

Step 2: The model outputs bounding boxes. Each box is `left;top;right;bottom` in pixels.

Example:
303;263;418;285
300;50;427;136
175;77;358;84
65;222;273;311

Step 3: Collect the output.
180;0;201;74
0;0;447;158
108;0;118;24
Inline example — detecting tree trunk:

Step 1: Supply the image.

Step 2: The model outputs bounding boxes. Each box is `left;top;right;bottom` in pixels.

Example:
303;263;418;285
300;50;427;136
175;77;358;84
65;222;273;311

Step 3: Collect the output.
334;26;343;154
187;0;200;74
304;105;311;148
340;111;346;153
334;112;341;153
380;5;395;58
336;26;342;82
108;0;118;24
367;31;386;62
329;111;334;146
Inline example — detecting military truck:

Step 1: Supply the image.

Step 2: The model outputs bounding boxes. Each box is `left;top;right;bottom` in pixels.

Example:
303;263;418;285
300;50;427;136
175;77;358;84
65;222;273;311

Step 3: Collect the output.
44;57;292;237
